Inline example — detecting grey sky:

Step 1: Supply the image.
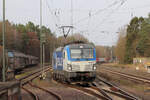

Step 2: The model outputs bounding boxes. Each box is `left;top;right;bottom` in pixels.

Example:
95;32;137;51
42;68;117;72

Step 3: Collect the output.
1;0;150;46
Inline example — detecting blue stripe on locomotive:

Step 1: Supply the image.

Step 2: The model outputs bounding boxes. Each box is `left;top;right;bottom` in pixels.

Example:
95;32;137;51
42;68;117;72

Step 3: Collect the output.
53;51;63;70
64;46;96;62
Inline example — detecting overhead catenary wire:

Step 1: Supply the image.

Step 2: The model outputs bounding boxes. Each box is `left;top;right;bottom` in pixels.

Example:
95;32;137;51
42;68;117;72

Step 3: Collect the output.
72;0;125;35
44;0;149;46
73;0;123;26
80;0;127;46
91;0;127;34
45;0;127;37
45;0;61;32
74;0;150;32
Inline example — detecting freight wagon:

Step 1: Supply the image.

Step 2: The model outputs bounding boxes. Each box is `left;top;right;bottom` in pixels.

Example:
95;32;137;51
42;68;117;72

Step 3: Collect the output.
8;51;38;73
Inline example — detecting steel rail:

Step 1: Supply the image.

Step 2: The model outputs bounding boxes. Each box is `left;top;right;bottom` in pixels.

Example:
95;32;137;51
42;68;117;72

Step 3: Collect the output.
103;89;137;100
93;80;137;100
22;87;39;100
59;82;111;100
97;76;140;100
101;68;150;84
29;82;62;100
19;67;50;86
91;82;113;100
20;66;62;100
17;66;50;81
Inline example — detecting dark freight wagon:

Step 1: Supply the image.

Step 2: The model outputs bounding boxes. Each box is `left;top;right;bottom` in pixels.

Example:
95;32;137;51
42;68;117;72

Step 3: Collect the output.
0;46;39;81
8;51;38;73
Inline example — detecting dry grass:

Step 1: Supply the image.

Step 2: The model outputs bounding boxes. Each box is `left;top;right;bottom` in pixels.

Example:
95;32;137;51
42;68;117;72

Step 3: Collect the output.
15;71;33;79
102;63;134;68
101;63;147;72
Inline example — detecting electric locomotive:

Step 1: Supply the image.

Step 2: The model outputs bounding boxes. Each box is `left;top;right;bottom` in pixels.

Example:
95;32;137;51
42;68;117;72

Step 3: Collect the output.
52;41;96;83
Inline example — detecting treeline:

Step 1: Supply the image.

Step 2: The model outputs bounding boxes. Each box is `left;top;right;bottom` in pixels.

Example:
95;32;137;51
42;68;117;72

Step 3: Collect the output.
0;20;89;63
96;46;115;59
115;14;150;64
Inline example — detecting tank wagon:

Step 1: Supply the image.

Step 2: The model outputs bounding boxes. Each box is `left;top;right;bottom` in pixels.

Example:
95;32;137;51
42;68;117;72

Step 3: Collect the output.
52;42;97;83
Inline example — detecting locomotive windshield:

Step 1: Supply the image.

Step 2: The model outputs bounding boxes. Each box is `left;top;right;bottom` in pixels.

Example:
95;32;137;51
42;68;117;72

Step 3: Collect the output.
70;48;93;59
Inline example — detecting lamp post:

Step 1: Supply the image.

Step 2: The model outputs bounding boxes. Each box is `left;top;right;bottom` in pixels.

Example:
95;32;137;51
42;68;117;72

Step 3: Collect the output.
2;0;6;82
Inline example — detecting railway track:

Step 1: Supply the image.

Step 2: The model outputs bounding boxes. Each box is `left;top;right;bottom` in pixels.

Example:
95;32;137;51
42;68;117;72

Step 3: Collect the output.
54;76;140;100
100;68;150;84
96;76;141;100
22;86;39;100
20;66;140;100
60;82;109;100
16;65;41;75
18;67;49;85
17;66;62;100
26;82;62;100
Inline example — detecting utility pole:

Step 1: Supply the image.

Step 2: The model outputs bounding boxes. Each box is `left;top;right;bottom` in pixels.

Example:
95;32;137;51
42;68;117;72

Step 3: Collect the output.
2;0;6;82
40;0;46;79
111;47;113;62
41;32;46;78
40;0;43;78
71;0;73;35
43;42;45;71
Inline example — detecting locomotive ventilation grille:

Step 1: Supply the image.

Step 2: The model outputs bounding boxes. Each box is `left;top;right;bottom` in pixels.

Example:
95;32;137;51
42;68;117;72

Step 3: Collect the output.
72;65;80;71
84;65;92;71
71;64;92;71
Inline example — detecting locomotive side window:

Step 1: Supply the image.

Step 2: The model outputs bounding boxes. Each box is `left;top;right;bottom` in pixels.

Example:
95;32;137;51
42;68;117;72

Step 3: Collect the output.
53;58;56;66
63;52;65;59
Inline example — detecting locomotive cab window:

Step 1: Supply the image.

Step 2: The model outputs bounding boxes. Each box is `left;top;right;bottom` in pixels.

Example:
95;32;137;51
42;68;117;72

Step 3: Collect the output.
83;49;93;59
70;48;94;59
70;49;82;59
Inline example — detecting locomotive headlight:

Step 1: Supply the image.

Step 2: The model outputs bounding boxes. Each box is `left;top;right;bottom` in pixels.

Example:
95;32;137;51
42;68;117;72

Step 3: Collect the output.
93;64;97;70
67;64;72;71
